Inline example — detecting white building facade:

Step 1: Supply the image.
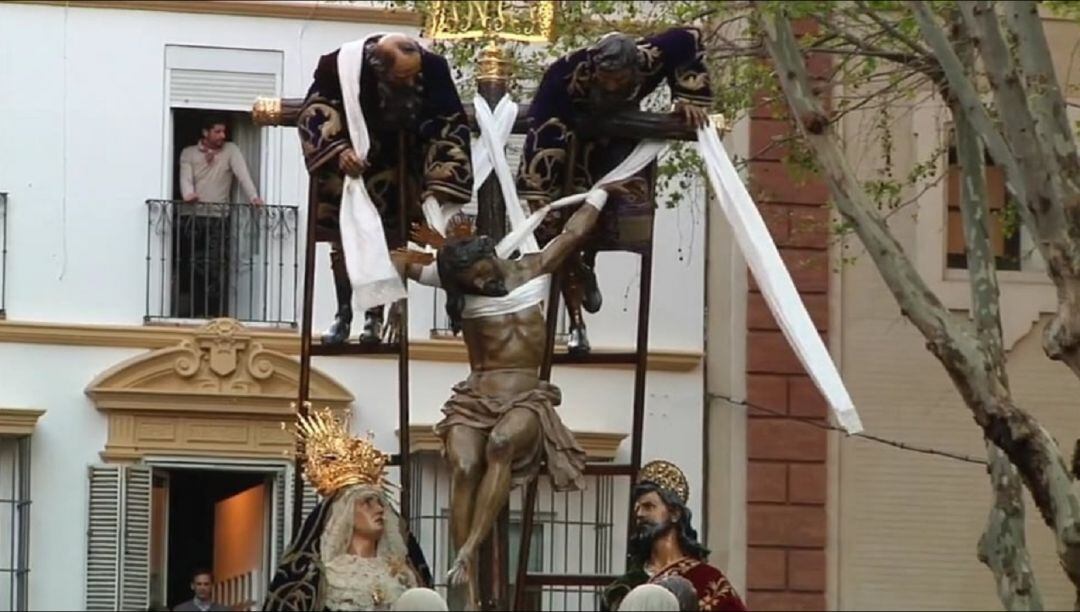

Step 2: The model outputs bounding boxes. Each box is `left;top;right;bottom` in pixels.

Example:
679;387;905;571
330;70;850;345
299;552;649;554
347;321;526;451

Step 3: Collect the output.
0;2;727;610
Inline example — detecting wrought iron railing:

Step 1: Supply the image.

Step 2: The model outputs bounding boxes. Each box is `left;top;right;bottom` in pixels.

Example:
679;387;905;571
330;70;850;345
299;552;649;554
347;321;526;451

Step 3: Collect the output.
0;192;7;318
408;453;620;611
145;200;299;326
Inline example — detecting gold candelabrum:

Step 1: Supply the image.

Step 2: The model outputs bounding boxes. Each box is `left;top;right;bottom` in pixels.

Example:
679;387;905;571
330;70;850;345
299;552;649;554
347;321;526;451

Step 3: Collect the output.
423;0;557;85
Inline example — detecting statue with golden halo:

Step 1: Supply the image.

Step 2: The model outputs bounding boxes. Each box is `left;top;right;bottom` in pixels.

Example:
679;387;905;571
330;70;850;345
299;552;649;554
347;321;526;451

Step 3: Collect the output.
602;459;746;612
264;407;435;611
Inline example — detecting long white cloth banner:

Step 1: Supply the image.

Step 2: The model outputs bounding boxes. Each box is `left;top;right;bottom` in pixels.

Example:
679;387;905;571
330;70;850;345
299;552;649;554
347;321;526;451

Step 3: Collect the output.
696;121;863;434
336;34;408;311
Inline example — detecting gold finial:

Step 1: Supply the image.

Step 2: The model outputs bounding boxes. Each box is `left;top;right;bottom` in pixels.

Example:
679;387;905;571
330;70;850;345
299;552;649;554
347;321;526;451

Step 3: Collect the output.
290;404;391;497
252;97;283;126
638;459;690;505
424;1;556;44
477;40;511;83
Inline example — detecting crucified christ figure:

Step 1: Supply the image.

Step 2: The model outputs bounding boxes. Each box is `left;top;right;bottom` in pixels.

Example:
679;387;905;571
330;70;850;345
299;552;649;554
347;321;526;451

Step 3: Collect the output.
391;186;620;606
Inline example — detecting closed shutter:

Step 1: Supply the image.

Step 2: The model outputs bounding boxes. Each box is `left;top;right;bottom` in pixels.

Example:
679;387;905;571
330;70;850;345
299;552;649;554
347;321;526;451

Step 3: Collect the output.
86;465;122;611
169;69;277;111
302;480;321;521
275;468;322;561
121;466;152;611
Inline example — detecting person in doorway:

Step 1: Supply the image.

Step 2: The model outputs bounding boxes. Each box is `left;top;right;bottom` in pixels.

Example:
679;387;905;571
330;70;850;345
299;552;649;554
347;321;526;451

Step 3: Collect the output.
602;460;745;612
179;115;263;206
173;569;228;612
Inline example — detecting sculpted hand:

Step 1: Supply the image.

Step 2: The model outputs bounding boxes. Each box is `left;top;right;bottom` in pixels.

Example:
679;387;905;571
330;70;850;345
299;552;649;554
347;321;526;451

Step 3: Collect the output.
382;302;402;345
675;100;709;130
338;149;368;178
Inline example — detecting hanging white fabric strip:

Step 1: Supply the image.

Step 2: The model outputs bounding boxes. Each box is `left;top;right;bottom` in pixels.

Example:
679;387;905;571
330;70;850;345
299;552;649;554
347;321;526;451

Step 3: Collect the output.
696;120;863;434
494;140;668;258
336;34;408;311
473;95;535;252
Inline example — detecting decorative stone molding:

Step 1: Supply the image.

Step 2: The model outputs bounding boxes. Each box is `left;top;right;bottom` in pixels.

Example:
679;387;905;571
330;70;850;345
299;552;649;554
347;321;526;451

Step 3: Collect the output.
11;1;422;26
85;319;353;461
0;408;45;437
401;425;626;462
0;319;702;372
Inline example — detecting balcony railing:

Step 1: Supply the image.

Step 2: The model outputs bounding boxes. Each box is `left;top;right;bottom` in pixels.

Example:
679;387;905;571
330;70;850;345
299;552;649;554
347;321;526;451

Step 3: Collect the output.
145;200;299;326
1;192;7;318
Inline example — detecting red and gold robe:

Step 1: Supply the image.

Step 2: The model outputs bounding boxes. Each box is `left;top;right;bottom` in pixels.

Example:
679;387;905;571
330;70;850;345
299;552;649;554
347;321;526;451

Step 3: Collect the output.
651;557;746;611
603;557;746;611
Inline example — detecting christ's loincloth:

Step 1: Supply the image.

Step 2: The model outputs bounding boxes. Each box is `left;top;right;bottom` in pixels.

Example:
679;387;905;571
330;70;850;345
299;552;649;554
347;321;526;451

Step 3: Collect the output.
434;374;586;492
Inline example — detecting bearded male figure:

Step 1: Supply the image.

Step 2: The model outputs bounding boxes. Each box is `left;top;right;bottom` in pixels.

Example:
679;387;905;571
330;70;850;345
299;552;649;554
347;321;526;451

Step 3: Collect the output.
516;27;711;354
298;33;472;345
603;460;746;612
390;186;637;605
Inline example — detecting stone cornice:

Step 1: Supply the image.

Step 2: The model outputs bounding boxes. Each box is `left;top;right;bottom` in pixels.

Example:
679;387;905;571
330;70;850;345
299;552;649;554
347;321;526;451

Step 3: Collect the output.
0;408;46;436
0;320;702;372
10;1;422;27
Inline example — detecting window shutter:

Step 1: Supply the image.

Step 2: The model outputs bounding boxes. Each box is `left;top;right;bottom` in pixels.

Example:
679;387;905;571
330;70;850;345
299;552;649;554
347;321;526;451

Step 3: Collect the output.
85;465;122;611
121;466;152;611
275;468;322;561
168;69;277;111
302;481;320;520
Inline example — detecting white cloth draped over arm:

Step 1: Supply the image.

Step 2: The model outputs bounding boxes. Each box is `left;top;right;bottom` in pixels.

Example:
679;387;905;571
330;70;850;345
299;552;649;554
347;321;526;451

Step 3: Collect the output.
494;140;668;258
336;34;408;311
696;120;863;434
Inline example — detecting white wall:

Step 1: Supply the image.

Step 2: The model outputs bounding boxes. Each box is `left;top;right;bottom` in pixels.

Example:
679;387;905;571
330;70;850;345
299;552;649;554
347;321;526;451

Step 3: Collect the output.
0;3;709;610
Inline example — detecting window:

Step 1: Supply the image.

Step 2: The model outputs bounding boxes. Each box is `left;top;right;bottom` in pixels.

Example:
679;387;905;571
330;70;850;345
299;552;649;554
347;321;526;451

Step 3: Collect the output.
143;46;297;326
0;436;31;612
944;146;1023;271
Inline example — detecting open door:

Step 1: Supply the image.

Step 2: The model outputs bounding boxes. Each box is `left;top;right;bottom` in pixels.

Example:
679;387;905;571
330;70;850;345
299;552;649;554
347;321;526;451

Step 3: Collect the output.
150;471;170;607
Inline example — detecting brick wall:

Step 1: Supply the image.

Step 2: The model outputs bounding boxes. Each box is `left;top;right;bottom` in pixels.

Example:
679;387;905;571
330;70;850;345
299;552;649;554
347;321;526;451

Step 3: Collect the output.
743;34;832;611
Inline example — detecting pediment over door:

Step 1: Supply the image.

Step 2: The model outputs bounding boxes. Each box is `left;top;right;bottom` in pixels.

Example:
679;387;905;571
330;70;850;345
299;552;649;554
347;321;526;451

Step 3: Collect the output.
86;319;353;461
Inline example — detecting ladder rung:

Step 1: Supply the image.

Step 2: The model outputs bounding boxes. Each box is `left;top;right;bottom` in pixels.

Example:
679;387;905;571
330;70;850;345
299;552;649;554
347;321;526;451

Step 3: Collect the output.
552;351;638;365
582;463;635;476
522;573;619;587
310;342;401;356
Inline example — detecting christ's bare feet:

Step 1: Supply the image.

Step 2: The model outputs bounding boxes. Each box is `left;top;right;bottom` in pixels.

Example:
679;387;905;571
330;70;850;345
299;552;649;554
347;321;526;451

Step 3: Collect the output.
448;548;478;610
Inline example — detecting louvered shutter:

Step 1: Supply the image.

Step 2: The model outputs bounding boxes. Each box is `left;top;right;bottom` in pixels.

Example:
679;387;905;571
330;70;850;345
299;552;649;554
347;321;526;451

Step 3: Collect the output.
86;465;122;610
275;468;322;561
120;466;152;611
168;69;277;111
302;481;320;520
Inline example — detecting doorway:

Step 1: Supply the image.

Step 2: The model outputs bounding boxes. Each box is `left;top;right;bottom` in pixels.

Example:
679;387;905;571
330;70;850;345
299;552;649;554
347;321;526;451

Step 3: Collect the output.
151;467;276;610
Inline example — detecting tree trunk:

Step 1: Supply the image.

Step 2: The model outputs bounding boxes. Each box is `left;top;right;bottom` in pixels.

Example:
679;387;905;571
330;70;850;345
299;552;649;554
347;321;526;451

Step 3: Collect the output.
759;7;1080;605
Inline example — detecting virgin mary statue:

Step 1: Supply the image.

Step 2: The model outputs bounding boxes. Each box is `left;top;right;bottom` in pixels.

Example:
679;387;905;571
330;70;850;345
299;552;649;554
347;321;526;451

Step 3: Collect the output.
264;408;432;611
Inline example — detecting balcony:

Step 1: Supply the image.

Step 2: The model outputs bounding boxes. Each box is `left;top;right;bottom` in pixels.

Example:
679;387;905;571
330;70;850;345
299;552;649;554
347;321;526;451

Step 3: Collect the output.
0;192;6;318
145;200;299;327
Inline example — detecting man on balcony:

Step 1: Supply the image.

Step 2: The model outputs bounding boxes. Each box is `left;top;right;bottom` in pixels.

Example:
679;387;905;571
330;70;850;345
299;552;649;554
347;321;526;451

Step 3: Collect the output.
175;116;264;319
179;116;263;207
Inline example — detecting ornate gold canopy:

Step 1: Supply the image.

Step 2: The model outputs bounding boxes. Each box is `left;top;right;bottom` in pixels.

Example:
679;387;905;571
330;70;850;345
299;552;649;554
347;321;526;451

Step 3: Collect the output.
423;0;556;43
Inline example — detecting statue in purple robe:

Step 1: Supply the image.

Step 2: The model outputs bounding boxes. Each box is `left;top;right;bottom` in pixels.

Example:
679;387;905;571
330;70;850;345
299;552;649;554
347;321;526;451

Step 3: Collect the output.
297;34;473;345
516;27;711;353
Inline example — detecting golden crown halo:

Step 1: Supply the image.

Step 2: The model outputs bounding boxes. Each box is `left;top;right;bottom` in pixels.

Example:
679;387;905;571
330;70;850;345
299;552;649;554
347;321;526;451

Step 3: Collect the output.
638;459;690;506
287;404;392;497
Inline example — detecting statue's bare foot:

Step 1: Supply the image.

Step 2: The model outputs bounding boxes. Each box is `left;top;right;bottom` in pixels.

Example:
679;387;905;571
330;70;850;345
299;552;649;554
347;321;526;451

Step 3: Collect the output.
447;548;478;609
447;548;472;586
